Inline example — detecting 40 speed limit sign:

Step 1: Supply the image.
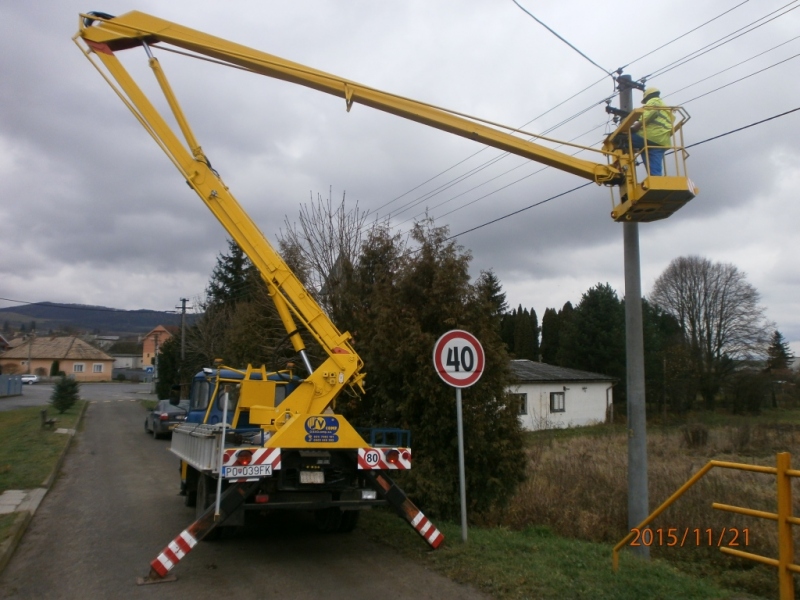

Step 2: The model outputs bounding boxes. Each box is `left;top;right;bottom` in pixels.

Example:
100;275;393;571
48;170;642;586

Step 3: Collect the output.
433;329;485;388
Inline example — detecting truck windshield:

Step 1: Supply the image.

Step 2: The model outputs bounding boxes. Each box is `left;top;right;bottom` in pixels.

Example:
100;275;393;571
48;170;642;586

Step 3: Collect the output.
190;380;210;411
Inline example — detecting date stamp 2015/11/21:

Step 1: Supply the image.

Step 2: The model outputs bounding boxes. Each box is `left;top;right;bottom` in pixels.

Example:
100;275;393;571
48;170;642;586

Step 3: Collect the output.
630;527;750;547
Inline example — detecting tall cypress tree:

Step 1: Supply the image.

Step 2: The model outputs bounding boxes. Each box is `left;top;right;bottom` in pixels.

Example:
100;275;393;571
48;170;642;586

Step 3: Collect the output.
340;220;525;519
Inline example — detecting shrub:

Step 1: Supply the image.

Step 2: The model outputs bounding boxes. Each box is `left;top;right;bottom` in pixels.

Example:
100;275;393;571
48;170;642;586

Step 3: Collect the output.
115;373;126;381
681;422;709;448
50;376;80;414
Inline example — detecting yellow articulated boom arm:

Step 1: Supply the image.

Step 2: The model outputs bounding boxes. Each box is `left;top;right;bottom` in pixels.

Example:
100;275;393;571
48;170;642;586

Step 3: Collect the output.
74;11;363;418
73;11;697;421
74;11;627;182
74;11;696;228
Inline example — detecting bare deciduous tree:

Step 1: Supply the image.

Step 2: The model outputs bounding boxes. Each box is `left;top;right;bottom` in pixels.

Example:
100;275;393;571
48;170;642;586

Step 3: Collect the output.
279;189;368;315
650;255;772;408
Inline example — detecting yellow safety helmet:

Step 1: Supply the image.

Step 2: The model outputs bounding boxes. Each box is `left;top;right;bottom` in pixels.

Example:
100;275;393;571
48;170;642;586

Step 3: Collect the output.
642;87;660;102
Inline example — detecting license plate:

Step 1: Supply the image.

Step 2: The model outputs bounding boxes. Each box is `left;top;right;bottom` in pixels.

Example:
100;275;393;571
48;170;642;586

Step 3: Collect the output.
222;464;273;479
300;471;325;484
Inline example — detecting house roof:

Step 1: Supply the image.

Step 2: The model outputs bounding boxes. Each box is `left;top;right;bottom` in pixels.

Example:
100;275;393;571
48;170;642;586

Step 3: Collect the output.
0;336;114;361
510;359;615;383
144;325;178;338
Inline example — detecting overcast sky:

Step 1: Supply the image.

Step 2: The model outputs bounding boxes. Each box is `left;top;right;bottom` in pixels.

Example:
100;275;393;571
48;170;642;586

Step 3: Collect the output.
2;1;799;355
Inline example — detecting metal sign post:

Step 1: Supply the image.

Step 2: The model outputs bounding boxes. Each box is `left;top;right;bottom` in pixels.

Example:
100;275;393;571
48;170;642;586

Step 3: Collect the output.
433;330;485;543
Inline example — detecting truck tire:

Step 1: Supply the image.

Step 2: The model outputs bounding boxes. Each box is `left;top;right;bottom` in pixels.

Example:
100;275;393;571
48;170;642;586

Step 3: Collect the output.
196;474;227;541
314;507;343;533
184;467;197;508
338;510;360;533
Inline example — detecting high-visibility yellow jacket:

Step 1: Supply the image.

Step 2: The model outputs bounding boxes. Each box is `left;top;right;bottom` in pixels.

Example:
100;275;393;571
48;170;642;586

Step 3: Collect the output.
641;97;674;147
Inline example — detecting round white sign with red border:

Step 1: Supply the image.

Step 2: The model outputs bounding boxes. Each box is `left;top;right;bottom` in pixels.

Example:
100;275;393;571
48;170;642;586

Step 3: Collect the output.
433;330;485;388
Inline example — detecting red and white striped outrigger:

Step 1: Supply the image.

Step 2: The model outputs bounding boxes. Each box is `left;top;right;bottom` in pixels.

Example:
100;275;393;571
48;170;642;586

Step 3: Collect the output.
138;468;443;584
138;482;259;585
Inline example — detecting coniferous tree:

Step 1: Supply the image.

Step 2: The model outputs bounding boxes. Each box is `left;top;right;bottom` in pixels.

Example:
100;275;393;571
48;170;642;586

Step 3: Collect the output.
339;220;525;519
766;330;793;372
539;307;559;364
50;376;80;414
206;239;264;309
477;270;508;318
558;284;625;380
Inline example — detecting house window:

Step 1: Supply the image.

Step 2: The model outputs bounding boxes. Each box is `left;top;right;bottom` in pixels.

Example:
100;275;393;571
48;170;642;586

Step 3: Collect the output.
550;391;565;413
73;364;85;373
510;393;528;415
93;364;103;373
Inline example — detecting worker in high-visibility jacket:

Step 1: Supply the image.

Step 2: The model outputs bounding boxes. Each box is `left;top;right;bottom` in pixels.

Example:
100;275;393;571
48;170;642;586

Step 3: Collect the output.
630;87;674;176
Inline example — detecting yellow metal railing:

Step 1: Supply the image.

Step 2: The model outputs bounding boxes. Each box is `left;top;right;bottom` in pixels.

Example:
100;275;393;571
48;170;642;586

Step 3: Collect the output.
613;452;800;600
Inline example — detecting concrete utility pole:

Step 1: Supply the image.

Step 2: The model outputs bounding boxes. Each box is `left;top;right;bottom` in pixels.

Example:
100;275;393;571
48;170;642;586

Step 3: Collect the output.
618;74;650;559
176;298;191;361
26;330;35;374
151;333;160;395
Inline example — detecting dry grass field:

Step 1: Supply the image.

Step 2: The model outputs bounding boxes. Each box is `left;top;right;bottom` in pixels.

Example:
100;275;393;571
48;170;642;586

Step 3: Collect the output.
491;413;800;597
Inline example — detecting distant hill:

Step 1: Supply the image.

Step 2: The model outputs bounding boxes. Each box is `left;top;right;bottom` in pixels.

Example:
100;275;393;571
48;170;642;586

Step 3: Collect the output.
0;302;199;336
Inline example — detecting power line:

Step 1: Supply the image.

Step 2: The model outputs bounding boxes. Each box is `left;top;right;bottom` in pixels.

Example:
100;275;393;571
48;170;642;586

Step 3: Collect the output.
620;0;752;71
377;3;772;230
510;0;613;76
644;1;800;81
669;34;800;97
677;51;800;105
445;103;800;242
374;76;610;219
686;105;800;148
402;122;607;227
445;182;593;241
386;99;609;223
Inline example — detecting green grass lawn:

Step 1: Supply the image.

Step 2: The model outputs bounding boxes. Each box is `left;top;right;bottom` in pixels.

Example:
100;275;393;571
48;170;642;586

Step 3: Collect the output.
0;402;85;493
361;508;767;600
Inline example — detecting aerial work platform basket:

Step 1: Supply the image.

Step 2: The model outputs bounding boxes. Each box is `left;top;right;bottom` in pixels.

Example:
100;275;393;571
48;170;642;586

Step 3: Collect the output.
604;106;699;223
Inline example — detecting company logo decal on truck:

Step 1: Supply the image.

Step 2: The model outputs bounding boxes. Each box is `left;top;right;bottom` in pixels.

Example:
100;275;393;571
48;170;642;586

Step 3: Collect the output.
304;416;339;443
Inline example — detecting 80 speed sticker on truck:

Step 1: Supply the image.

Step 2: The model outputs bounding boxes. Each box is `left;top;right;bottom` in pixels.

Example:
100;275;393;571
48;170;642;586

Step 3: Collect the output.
222;464;272;478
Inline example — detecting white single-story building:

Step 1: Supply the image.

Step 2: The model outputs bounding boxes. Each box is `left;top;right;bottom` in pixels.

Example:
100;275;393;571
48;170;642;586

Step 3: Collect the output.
509;359;616;431
112;353;144;370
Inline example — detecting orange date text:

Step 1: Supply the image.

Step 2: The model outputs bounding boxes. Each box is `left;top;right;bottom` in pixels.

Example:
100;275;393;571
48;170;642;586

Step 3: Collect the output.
629;527;750;547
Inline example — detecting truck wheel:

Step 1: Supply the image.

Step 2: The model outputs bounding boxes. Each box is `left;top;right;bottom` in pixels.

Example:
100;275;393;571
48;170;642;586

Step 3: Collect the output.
184;468;197;508
196;474;223;541
314;507;343;533
338;510;360;533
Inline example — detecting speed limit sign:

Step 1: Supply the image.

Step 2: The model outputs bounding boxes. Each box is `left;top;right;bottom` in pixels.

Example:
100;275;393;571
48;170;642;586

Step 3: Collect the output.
433;330;484;388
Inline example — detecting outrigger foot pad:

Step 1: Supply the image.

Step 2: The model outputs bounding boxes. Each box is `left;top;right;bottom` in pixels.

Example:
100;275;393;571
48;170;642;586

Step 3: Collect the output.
136;573;178;586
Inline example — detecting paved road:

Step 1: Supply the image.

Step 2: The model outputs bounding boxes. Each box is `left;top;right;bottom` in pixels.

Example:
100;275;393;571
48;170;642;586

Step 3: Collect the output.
0;382;157;412
0;395;486;599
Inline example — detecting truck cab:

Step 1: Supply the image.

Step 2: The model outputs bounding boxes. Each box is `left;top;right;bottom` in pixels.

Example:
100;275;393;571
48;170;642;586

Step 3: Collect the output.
186;367;302;427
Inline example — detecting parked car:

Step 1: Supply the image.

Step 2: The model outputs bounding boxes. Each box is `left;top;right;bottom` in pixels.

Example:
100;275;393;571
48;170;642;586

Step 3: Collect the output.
144;399;189;439
21;374;40;385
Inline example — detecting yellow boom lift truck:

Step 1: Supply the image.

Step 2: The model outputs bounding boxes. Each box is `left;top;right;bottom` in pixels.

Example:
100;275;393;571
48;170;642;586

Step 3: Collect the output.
73;11;696;582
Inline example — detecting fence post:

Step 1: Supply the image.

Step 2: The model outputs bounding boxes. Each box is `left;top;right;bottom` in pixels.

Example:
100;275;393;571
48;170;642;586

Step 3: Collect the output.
776;452;794;600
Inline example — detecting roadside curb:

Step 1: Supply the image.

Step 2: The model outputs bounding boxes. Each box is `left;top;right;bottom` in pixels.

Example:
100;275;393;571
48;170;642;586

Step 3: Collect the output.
0;400;89;575
42;400;88;489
